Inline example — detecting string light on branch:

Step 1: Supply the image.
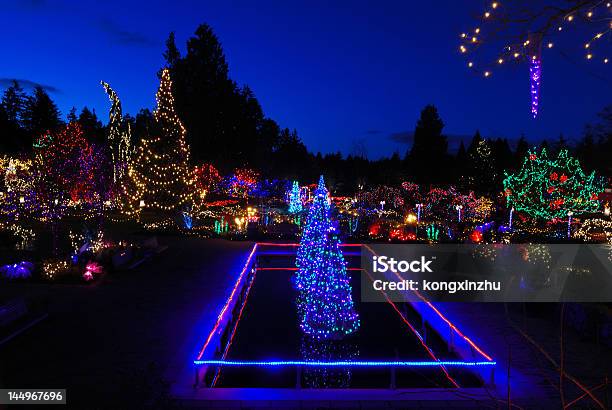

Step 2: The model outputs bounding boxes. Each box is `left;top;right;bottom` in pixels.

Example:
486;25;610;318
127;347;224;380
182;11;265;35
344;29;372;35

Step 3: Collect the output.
457;1;611;117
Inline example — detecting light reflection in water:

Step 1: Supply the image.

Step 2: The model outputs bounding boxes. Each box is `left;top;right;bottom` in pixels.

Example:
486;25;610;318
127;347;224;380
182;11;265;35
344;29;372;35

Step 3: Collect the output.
300;335;359;388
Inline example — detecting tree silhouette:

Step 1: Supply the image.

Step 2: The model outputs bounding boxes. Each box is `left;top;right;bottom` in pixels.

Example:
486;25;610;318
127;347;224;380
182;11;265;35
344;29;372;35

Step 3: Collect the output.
0;81;28;152
406;105;448;183
22;86;62;149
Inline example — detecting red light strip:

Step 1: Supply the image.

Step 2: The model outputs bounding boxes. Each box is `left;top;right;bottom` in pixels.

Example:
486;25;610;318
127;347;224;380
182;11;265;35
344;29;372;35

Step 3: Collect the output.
196;244;258;360
362;268;459;388
211;269;258;387
362;244;493;362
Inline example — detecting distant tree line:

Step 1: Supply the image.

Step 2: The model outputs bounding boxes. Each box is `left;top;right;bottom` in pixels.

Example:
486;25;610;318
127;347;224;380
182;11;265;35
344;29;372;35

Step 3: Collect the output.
1;23;610;195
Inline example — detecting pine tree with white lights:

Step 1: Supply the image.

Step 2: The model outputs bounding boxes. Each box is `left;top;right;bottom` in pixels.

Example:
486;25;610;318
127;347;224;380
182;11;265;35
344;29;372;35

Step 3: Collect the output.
295;175;359;340
126;69;194;215
288;180;303;214
101;81;132;186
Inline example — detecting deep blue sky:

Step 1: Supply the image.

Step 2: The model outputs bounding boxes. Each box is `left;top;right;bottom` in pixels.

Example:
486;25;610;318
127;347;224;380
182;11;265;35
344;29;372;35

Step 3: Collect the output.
1;0;610;158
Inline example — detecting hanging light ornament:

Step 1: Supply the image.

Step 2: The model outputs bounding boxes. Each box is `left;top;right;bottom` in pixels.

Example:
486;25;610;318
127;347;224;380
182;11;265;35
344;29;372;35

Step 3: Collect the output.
457;1;611;118
527;33;542;118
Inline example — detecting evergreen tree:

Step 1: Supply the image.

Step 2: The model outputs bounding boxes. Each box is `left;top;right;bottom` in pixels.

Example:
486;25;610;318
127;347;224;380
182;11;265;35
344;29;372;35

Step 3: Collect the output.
295;176;359;340
514;134;529;170
406;105;448;183
22;86;62;146
164;25;284;170
0;81;27;152
553;133;567;155
163;31;181;67
78;107;104;143
126;69;194;215
67;107;78;123
1;80;26;124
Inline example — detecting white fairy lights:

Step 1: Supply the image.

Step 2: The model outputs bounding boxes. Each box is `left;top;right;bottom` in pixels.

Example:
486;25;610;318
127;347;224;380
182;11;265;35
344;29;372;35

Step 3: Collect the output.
125;69;195;214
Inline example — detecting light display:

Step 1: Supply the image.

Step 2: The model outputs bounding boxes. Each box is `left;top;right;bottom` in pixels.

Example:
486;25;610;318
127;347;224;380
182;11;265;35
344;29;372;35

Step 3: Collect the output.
574;218;612;243
288;180;303;214
194;359;496;367
503;149;605;220
101;81;132;185
295;176;359;340
1;261;34;279
426;224;439;241
0;157;37;217
226;168;259;198
42;259;70;280
529;57;541;117
182;209;193;229
125;69;195;214
300;336;358;388
295;176;331;290
194;163;221;200
34;123;101;207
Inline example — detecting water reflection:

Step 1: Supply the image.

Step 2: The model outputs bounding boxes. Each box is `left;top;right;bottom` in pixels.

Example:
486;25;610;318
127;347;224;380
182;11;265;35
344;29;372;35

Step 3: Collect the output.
300;335;359;388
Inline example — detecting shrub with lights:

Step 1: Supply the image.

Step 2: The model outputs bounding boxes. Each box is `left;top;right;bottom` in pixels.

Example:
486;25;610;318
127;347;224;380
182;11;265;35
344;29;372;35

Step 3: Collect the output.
503;149;605;221
295;176;360;340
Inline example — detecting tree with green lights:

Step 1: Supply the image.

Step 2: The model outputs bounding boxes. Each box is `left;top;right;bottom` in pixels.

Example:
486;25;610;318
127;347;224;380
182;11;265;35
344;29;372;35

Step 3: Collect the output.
503;149;605;220
288;180;303;214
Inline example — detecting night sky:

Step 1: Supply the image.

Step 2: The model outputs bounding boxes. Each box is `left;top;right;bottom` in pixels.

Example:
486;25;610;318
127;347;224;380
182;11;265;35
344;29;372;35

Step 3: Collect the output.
1;0;610;159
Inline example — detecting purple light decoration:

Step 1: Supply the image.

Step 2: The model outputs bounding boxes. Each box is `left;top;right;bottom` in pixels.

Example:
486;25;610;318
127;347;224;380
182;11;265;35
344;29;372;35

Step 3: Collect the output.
529;58;542;118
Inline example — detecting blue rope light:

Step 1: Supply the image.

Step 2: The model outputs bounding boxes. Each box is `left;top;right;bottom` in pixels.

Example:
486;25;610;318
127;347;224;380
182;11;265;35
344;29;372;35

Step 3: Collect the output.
193;360;496;367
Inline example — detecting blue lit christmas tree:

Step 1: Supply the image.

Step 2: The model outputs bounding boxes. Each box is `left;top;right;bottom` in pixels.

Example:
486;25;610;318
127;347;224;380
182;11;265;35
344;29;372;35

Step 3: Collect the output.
295;176;359;340
295;176;331;290
288;180;303;214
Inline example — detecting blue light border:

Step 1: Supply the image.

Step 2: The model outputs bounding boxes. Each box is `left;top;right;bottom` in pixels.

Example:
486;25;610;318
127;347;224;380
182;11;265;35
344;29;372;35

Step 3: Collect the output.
194;360;496;367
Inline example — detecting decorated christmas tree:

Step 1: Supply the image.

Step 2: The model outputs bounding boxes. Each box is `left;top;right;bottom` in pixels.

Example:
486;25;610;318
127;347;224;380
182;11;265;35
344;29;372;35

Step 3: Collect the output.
295;176;331;290
295;176;359;340
34;122;100;205
126;69;194;215
288;180;303;214
503;149;605;220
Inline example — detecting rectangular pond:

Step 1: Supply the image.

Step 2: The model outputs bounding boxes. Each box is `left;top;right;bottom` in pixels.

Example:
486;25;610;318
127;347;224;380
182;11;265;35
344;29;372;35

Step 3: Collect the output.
194;244;494;389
